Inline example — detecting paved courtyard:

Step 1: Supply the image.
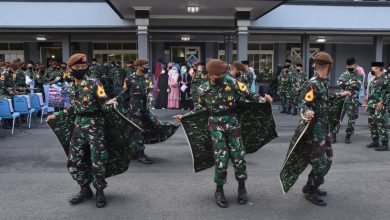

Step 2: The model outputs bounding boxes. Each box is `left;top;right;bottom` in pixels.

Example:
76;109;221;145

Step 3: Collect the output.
0;108;389;220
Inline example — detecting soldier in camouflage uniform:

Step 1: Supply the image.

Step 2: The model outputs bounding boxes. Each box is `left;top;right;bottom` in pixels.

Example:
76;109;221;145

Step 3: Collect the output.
111;61;126;96
110;58;154;164
331;58;364;144
240;60;254;87
2;63;18;97
44;61;61;85
125;61;135;77
174;59;273;208
47;54;110;208
87;59;102;79
299;53;350;206
366;62;389;151
278;60;294;114
292;64;307;115
33;65;46;94
0;62;6;97
190;62;208;108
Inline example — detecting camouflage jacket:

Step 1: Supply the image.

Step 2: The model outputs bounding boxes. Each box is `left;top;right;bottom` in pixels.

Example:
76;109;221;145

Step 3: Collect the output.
293;72;307;91
55;77;108;117
367;73;388;109
337;70;363;98
240;70;254;86
125;67;135;78
44;67;61;83
15;69;26;88
87;65;102;79
116;73;153;117
277;70;293;93
187;76;266;131
192;70;208;85
111;66;126;89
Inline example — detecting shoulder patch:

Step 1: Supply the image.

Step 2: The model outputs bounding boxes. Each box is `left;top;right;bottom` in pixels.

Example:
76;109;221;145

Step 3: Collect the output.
97;84;107;98
237;81;247;92
305;89;314;102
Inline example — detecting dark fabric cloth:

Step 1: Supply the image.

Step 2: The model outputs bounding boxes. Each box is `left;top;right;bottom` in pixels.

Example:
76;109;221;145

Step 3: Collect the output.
179;73;193;110
155;73;168;109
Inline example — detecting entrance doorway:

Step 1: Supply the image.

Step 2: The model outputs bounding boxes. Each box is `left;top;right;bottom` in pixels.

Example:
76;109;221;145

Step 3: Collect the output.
40;46;62;66
170;46;201;66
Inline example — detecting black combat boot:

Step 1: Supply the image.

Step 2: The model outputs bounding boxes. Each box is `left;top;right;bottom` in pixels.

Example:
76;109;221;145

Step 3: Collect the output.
292;108;298;115
375;142;389;151
280;107;286;113
305;191;327;206
302;184;327;197
96;190;106;208
345;134;352;144
69;184;93;205
215;186;228;208
286;107;291;114
237;180;247;205
137;151;154;164
331;133;337;144
366;140;380;148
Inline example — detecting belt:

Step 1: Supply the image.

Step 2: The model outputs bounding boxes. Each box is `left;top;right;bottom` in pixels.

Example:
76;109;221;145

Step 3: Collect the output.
76;111;100;117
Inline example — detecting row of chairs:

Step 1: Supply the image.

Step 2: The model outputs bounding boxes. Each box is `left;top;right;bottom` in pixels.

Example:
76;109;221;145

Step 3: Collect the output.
0;94;49;135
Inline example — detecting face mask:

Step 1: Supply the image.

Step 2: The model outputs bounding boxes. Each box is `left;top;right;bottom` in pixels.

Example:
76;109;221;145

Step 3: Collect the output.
296;69;301;73
236;71;242;77
371;70;376;76
28;67;33;70
62;67;67;70
214;76;224;86
143;67;149;74
285;65;291;69
347;68;355;73
71;68;87;79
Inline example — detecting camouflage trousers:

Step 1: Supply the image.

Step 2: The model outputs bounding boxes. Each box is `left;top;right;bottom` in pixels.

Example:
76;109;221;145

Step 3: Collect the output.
278;89;292;109
127;115;146;156
68;116;108;190
292;91;303;110
210;126;247;186
305;120;333;189
368;108;389;143
333;100;360;135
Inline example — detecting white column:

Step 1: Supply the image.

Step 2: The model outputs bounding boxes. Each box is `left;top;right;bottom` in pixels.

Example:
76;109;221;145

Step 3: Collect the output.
61;35;71;63
136;18;149;59
374;36;384;61
237;20;249;61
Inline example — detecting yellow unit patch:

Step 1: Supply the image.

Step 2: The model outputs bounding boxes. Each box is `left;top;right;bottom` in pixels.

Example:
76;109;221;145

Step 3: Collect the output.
83;86;89;92
305;89;314;102
225;86;231;91
228;96;233;101
97;85;107;98
149;81;153;88
0;75;4;81
237;81;247;92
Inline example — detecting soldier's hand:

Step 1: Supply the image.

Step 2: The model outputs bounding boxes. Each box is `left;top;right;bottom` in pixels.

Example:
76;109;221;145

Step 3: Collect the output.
376;102;384;110
341;91;351;97
264;94;273;103
46;114;56;121
304;110;314;122
173;115;182;122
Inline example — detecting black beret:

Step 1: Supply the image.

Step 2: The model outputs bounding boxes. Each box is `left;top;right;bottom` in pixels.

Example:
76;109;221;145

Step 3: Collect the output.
371;62;384;67
346;57;356;66
241;60;249;65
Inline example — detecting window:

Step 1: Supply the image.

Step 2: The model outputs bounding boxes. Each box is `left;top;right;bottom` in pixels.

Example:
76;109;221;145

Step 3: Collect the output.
93;42;138;66
0;43;24;62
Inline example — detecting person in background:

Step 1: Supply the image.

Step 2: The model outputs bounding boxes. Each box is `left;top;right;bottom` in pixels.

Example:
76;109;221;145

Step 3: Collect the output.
155;67;169;109
167;66;180;109
179;65;193;110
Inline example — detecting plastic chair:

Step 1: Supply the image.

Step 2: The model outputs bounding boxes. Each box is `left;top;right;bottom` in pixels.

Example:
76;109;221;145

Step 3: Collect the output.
13;95;37;128
29;93;48;124
0;98;21;135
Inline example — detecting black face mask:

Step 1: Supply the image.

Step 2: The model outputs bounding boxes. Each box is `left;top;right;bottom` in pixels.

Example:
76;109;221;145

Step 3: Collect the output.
347;68;355;73
371;70;376;76
62;67;67;70
236;71;242;78
296;69;301;73
92;64;97;66
72;68;87;79
285;65;291;69
214;76;224;86
143;67;149;74
28;67;33;70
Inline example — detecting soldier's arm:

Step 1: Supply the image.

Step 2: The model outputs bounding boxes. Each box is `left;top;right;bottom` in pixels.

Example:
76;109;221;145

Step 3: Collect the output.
299;82;318;118
235;81;266;103
115;77;131;103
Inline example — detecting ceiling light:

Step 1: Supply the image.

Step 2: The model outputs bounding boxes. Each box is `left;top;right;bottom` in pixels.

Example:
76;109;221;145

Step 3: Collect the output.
187;6;199;13
181;35;190;41
51;55;55;58
316;37;326;43
35;35;47;41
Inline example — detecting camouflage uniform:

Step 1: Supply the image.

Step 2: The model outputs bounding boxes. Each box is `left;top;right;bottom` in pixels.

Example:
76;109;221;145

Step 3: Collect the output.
125;67;135;78
332;69;363;135
55;77;109;190
88;65;102;79
292;71;307;112
2;69;17;97
277;69;294;112
116;73;154;157
44;67;61;84
189;77;266;186
111;66;126;96
191;70;208;108
240;70;254;87
367;73;388;144
300;76;341;190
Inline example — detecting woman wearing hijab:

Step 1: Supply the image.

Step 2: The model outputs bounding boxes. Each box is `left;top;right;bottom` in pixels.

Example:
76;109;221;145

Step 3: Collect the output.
155;67;169;109
167;66;180;109
179;65;193;110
